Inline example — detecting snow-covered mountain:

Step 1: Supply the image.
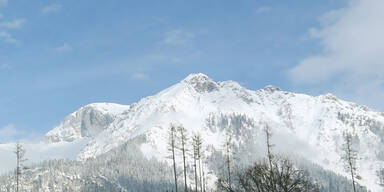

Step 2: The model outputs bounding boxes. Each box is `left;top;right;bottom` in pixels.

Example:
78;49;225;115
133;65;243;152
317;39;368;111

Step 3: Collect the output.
42;73;384;191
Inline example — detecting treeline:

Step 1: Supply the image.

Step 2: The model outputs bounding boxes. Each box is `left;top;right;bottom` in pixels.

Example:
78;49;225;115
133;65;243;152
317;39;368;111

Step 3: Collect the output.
0;136;175;192
0;115;377;191
214;124;369;192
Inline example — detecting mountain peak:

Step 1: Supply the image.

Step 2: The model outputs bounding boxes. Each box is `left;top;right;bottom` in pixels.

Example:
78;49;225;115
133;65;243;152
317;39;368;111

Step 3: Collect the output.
183;73;210;81
323;93;337;99
182;73;219;93
263;85;282;92
83;102;129;116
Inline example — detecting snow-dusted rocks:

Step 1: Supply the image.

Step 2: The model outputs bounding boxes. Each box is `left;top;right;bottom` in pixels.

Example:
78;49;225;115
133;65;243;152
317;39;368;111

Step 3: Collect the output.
45;103;130;142
183;73;219;93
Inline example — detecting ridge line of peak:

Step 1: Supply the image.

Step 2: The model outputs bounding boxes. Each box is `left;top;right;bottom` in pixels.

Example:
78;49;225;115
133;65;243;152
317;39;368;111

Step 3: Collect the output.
263;85;282;92
182;73;212;82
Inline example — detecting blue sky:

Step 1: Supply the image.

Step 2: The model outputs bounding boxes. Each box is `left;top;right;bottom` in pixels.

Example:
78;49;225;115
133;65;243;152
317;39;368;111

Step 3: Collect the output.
2;0;383;142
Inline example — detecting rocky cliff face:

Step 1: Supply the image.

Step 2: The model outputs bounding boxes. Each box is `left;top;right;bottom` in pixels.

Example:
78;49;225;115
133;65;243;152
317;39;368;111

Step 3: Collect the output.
45;103;130;142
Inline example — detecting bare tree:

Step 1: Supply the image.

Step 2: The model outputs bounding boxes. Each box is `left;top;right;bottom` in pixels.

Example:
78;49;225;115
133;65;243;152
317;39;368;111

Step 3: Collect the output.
178;125;189;192
167;124;179;192
264;124;276;192
341;131;359;192
223;132;234;188
192;133;204;192
192;133;201;192
14;142;27;192
217;157;319;192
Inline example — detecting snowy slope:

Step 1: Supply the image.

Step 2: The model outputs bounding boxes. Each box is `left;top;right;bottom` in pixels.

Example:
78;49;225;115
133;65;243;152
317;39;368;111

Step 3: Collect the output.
44;73;384;191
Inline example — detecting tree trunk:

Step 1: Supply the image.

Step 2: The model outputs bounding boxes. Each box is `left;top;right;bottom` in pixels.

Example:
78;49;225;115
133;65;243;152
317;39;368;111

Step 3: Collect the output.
202;169;206;192
16;151;19;192
168;125;179;192
182;139;188;192
198;156;203;192
172;137;179;192
348;140;356;192
178;126;188;192
265;125;276;192
194;152;198;192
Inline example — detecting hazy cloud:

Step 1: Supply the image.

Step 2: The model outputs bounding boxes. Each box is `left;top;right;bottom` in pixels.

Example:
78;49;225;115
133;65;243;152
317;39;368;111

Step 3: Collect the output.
0;19;25;29
55;43;72;52
162;29;194;46
42;4;62;14
0;31;18;44
255;6;271;14
0;63;11;69
0;2;24;45
131;72;149;80
289;0;384;109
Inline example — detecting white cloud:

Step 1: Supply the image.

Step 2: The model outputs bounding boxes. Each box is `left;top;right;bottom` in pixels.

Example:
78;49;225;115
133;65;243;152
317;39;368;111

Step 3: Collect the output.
0;30;18;44
162;29;194;46
255;6;271;14
131;72;149;80
289;0;384;109
0;19;25;29
55;43;72;52
0;2;24;45
42;4;62;14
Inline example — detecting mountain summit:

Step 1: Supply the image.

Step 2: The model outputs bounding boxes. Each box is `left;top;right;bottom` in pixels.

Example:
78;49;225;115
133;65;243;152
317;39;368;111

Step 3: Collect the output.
182;73;220;92
43;73;384;191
